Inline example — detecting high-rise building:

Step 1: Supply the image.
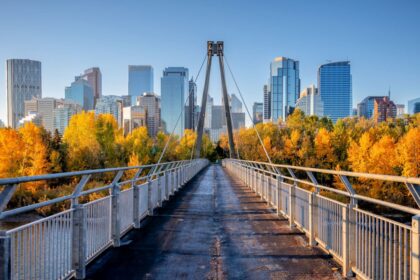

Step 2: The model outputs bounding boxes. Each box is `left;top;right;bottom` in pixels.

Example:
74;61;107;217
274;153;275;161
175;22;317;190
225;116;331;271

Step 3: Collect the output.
37;98;63;132
137;92;161;137
65;78;94;110
24;98;38;116
408;98;420;114
6;59;42;128
53;102;82;134
357;96;386;119
270;57;300;122
230;94;242;113
161;67;189;136
122;106;147;135
373;96;397;123
128;65;153;105
396;104;405;117
76;67;102;105
204;95;214;129
18;112;42;128
121;95;132;107
252;102;263;124
318;61;352;122
295;85;323;117
95;95;123;127
263;84;271;122
185;78;197;130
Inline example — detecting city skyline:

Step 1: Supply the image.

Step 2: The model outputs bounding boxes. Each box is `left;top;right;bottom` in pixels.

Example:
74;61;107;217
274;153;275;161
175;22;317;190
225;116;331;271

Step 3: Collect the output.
0;0;419;125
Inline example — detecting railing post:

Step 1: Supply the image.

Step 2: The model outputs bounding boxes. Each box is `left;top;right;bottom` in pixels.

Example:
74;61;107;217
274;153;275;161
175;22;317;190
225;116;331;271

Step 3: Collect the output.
132;168;143;229
308;192;316;246
342;204;352;277
289;184;295;228
111;171;124;247
147;179;153;215
411;214;420;279
276;175;282;216
72;205;87;279
157;175;162;207
165;171;169;200
0;231;11;280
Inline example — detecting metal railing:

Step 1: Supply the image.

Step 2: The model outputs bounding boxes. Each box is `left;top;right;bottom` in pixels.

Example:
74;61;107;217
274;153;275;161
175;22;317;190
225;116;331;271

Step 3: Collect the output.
0;159;209;280
223;158;420;280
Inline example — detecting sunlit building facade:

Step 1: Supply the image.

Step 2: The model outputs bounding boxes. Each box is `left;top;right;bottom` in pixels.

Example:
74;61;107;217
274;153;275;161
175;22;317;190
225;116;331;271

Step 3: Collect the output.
95;95;123;127
295;85;323;117
65;79;94;110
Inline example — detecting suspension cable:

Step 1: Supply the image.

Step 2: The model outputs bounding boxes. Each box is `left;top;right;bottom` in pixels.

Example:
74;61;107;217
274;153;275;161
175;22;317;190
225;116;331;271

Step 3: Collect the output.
152;54;207;174
224;55;273;164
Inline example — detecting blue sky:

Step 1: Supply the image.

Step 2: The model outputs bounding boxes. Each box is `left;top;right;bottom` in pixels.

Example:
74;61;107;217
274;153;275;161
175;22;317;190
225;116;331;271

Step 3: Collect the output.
0;0;419;124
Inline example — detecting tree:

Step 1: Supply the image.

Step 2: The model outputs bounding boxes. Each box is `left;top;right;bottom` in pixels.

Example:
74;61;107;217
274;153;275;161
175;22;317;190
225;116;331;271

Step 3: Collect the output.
63;111;100;171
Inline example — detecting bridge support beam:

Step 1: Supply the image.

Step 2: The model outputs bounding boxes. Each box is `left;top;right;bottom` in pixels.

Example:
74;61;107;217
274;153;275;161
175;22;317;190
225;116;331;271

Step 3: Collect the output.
412;215;420;279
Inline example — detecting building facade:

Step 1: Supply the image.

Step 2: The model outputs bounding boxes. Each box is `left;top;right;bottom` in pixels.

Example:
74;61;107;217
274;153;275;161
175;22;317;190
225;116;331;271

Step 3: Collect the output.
252;102;263;124
161;67;189;136
128;65;153;105
396;104;405;117
263;84;271;122
65;78;94;110
270;57;300;122
76;67;102;106
53;102;82;134
373;96;397;123
122;106;147;135
357;96;386;119
408;98;420;114
230;94;242;113
295;85;323;117
95;95;123;127
318;61;352;122
137;92;161;137
6;59;42;128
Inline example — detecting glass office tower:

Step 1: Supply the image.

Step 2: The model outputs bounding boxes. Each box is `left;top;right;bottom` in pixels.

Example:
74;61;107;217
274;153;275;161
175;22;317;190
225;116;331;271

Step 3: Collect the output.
65;79;94;110
318;61;352;122
6;59;42;128
161;67;189;136
270;57;300;121
128;65;153;104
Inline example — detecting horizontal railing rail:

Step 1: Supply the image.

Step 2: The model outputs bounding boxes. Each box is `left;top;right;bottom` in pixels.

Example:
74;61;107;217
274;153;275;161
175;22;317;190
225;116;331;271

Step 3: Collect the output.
0;159;209;280
223;158;420;280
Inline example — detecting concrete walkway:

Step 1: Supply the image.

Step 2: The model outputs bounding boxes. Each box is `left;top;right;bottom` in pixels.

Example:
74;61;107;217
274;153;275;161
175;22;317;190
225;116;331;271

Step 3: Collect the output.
87;164;341;280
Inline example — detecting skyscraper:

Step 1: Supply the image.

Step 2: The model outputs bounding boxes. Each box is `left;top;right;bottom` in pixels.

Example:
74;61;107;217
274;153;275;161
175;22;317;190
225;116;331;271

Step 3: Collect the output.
230;94;242;113
252;102;263;124
128;65;153;105
263;84;271;122
95;95;123;127
185;78;197;130
204;95;214;129
23;97;63;132
137;92;161;137
76;67;102;105
270;57;300;122
295;85;323;117
318;61;352;122
122;106;147;135
6;59;42;128
161;67;189;136
408;98;420;114
65;79;94;110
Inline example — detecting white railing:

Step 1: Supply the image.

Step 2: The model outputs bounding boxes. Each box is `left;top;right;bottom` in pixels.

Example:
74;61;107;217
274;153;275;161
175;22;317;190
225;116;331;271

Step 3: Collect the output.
223;158;420;279
0;159;209;280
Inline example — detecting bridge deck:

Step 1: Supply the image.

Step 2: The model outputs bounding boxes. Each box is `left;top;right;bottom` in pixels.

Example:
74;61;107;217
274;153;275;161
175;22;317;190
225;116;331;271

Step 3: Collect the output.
87;164;341;279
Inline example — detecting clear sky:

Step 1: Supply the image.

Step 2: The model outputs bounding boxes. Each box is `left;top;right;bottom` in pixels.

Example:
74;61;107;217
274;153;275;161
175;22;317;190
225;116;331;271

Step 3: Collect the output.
1;0;419;125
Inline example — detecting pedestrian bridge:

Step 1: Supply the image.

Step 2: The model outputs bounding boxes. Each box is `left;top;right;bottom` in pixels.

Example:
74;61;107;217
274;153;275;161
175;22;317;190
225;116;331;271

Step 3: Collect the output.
0;159;419;279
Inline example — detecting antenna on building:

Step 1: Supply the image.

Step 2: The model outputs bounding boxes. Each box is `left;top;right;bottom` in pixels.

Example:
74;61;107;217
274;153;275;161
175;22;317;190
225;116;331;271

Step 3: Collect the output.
388;86;391;99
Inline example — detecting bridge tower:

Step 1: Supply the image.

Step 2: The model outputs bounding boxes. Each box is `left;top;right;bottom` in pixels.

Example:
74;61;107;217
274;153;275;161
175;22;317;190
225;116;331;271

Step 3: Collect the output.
194;41;237;158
